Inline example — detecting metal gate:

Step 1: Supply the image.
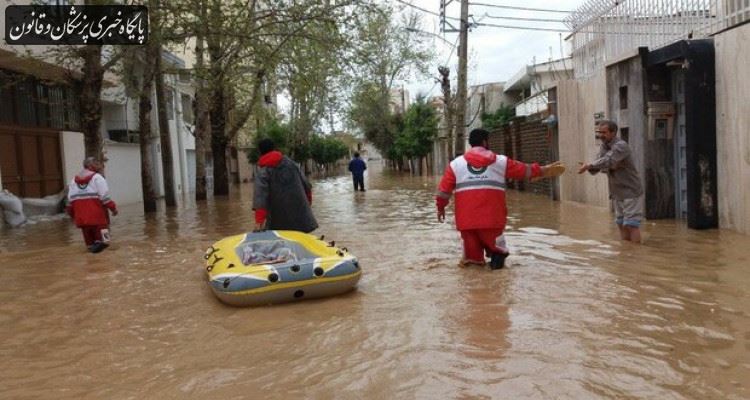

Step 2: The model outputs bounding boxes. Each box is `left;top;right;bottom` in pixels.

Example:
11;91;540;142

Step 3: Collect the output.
0;126;63;198
672;71;688;220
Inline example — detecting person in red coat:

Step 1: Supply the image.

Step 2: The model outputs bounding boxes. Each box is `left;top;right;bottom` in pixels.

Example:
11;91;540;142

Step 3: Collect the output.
67;157;118;253
436;129;564;269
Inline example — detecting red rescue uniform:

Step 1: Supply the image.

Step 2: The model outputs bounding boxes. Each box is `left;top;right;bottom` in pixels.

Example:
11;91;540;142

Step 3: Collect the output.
436;146;542;263
67;169;117;246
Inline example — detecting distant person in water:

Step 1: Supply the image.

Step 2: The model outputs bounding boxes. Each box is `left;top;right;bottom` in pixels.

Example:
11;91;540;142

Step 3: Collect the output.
67;156;118;253
436;129;565;269
348;152;367;192
253;138;318;233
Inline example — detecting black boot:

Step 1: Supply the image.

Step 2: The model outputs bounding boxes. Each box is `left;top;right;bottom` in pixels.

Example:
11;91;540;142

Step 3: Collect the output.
489;252;508;270
88;241;109;254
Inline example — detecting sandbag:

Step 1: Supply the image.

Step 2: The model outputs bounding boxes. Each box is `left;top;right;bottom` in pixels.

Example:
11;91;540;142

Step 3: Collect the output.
21;190;66;216
0;190;27;227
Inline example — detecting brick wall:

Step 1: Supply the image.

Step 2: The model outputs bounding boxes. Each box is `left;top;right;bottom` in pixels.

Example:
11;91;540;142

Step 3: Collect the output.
488;116;556;196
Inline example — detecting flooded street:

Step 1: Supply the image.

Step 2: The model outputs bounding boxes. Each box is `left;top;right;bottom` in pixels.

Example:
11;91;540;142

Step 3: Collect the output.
1;164;749;399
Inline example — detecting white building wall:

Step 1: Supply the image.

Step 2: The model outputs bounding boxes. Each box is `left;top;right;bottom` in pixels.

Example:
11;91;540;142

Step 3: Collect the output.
60;131;86;184
715;23;750;234
556;74;610;208
104;142;143;205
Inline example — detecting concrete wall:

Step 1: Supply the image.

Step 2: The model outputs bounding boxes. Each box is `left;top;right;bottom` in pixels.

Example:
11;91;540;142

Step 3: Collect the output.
715;23;750;234
60;131;85;185
605;56;648;214
555;73;610;207
104;142;143;205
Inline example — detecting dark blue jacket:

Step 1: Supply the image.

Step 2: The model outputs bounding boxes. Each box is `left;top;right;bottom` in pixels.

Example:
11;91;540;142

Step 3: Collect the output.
348;157;367;177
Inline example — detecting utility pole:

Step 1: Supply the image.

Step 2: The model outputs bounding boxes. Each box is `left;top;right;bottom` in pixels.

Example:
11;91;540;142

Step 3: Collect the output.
454;0;469;154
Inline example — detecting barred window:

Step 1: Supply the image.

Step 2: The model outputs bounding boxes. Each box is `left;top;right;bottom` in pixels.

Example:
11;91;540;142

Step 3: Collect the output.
0;82;14;124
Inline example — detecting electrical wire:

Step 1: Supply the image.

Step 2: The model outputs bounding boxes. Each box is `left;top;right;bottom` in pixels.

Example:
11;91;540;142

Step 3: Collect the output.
482;13;566;23
475;22;569;32
468;2;573;13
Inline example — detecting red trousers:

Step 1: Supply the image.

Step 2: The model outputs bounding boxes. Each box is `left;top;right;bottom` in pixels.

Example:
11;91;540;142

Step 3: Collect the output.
80;225;108;246
460;229;505;263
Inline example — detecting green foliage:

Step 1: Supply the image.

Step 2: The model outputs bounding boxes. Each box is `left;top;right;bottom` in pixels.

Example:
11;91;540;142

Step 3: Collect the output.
247;120;292;164
309;135;349;166
393;96;438;159
480;104;515;131
345;5;434;160
248;120;348;166
348;82;395;156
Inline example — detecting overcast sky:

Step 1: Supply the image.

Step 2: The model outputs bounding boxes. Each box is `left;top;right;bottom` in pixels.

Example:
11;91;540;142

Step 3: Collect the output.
277;0;587;131
399;0;585;100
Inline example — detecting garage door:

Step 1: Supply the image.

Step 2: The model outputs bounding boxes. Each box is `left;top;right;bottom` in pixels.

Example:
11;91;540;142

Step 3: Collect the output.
0;126;63;198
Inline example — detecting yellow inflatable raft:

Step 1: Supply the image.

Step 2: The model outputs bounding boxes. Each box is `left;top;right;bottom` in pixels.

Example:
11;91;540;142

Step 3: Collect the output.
204;230;361;306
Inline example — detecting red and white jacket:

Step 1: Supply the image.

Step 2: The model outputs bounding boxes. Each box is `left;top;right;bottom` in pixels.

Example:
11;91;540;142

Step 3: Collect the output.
67;169;117;227
436;146;541;231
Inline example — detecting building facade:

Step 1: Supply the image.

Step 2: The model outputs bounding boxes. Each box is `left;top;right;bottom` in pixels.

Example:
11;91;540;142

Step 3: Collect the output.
555;0;750;233
0;2;197;209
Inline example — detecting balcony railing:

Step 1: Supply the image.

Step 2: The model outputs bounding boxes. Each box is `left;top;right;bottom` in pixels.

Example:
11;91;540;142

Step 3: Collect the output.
565;0;750;78
514;92;549;117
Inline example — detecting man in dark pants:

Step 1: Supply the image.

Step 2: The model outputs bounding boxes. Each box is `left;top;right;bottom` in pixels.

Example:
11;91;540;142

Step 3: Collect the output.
348;152;367;192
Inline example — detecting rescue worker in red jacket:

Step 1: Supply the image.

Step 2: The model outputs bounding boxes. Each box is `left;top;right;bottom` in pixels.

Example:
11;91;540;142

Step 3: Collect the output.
436;129;564;269
67;157;118;253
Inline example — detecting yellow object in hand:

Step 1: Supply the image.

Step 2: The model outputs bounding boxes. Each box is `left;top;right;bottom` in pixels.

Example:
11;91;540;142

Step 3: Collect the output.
531;161;566;182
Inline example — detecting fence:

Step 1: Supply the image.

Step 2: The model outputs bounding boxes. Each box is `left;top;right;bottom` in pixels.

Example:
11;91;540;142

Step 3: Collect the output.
565;0;750;78
488;116;556;197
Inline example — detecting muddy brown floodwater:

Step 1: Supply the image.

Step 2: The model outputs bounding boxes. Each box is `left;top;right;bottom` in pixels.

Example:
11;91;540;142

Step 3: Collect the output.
1;164;749;399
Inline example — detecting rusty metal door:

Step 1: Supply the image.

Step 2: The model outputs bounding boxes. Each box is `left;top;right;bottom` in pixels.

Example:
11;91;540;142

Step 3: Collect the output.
0;127;63;198
672;70;688;220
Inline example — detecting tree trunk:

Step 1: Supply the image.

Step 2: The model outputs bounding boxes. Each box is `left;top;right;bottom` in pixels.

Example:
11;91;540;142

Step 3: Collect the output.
208;0;230;196
209;86;229;196
80;45;105;159
139;48;159;213
154;46;177;207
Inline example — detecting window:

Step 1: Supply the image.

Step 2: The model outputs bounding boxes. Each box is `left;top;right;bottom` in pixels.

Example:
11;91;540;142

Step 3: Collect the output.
165;88;175;120
619;86;628;110
48;87;66;129
16;81;37;126
0;83;14;124
181;94;194;125
36;83;50;128
621;127;629;142
179;70;192;83
64;87;81;131
0;69;80;130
